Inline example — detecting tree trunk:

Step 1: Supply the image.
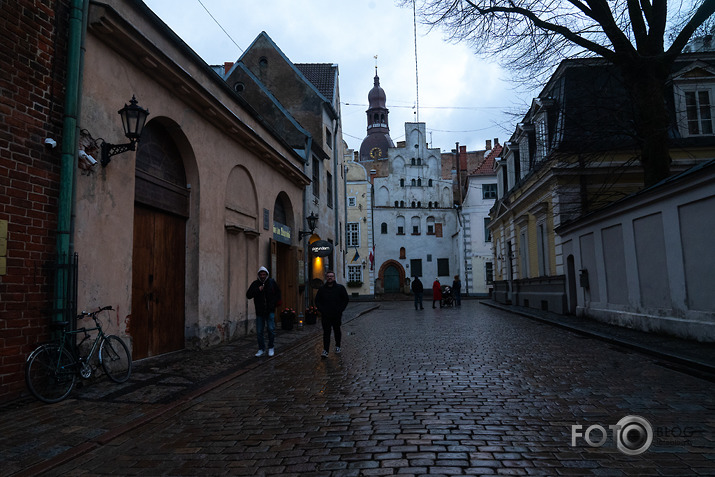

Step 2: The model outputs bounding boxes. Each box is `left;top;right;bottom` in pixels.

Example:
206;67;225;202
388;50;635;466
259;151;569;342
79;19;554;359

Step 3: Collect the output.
618;58;673;187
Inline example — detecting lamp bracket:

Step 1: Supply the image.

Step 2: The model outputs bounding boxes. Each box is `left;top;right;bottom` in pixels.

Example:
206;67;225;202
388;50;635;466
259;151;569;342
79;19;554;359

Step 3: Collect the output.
101;140;136;167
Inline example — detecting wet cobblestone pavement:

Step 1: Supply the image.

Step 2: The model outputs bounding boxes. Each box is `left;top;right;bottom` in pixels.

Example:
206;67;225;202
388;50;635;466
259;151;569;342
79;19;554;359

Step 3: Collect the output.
3;300;714;476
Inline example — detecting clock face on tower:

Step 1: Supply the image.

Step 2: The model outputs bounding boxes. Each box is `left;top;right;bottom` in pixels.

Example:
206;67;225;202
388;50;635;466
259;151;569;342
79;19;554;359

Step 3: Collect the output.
370;147;382;159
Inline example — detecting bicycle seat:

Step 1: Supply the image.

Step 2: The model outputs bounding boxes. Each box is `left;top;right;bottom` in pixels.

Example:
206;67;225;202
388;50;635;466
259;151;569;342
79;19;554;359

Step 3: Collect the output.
50;321;69;330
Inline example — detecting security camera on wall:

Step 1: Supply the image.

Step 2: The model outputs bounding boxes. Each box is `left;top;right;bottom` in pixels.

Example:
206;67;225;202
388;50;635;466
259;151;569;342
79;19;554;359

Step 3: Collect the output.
78;149;97;170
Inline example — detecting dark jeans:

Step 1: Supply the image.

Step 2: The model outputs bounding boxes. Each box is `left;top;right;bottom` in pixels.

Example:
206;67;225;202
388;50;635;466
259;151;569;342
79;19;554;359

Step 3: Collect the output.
322;315;342;351
455;291;461;306
414;292;423;309
256;312;275;350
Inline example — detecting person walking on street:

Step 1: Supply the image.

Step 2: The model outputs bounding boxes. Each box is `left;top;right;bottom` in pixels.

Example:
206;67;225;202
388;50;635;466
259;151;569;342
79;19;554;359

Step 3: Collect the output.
452;275;462;306
432;278;443;308
246;266;281;357
315;270;349;358
411;276;424;310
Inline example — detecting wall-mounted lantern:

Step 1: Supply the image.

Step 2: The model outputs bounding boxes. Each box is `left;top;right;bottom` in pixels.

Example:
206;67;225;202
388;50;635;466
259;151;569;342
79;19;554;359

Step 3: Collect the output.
100;96;149;167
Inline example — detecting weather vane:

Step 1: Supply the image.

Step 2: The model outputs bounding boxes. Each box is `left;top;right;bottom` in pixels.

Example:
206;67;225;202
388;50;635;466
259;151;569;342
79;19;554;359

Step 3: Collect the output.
374;54;378;74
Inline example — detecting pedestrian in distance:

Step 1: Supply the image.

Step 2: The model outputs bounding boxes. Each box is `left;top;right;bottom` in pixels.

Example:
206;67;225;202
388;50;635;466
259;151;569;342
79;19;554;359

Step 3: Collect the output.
452;274;462;306
432;278;443;308
246;266;281;357
411;276;424;310
315;270;349;358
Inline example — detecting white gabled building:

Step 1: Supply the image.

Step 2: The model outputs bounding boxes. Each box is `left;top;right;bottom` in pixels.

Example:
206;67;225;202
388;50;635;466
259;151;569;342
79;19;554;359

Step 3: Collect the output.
345;146;374;297
371;122;459;294
459;143;501;296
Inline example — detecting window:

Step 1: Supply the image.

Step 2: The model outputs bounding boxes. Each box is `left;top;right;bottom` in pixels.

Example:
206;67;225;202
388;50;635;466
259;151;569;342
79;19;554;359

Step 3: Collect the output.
686;90;714;135
325;127;332;148
428;179;433;187
397;216;405;235
485;262;494;285
411;179;416;186
399;247;406;259
410;259;422;277
484;217;492;242
394;201;399;207
437;258;450;276
400;178;405;187
327;172;333;208
348;265;362;283
411;216;420;235
435;223;443;237
312;158;320;198
537;223;550;276
483;184;497;199
417;178;421;186
348;197;356;207
411;201;416;208
381;222;388;234
417;158;422;165
400;201;405;208
346;222;359;247
427;254;432;262
411;158;416;165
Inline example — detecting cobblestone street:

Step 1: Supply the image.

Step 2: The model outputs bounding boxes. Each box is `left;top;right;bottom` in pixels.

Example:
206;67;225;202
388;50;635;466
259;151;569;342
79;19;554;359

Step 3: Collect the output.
10;301;715;475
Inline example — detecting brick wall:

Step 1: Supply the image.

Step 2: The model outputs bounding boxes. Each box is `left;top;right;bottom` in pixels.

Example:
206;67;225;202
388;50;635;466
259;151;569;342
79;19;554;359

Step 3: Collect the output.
0;0;68;402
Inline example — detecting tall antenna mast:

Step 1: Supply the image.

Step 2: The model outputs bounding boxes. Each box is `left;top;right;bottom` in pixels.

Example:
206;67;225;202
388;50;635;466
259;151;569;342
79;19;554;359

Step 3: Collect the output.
413;0;419;123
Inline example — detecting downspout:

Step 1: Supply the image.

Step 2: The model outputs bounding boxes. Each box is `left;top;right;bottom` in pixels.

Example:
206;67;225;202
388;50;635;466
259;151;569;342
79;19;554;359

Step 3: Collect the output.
303;136;312;312
55;0;87;322
332;116;341;278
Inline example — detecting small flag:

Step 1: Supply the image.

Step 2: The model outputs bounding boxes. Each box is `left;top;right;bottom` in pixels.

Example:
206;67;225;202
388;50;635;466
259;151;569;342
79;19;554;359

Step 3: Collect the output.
351;247;360;263
369;245;374;269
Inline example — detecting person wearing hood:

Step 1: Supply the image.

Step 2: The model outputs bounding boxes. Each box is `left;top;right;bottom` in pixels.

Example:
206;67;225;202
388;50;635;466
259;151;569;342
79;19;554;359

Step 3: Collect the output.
246;266;281;357
432;278;443;308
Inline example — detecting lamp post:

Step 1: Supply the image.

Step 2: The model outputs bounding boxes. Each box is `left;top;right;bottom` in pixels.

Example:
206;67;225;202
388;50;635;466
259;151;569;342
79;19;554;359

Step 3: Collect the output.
101;96;149;167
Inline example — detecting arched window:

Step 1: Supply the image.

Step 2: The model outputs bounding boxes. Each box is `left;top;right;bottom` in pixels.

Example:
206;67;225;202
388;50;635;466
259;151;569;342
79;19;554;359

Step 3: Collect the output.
417;158;422;165
397;216;405;235
428;179;433;187
411;216;420;235
400;178;405;187
394;200;399;207
428;201;432;208
411;201;416;208
399;247;406;259
411;158;416;165
417;201;421;208
417;178;422;186
435;202;439;208
400;200;405;208
381;222;388;234
411;179;416;186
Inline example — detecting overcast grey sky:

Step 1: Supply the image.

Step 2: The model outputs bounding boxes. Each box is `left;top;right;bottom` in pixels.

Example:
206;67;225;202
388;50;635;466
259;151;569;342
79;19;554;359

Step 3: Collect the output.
143;0;536;153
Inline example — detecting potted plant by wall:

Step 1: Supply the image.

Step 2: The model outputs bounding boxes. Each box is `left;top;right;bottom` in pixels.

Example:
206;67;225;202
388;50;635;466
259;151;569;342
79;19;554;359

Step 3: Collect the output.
305;305;318;325
280;307;295;330
347;280;363;288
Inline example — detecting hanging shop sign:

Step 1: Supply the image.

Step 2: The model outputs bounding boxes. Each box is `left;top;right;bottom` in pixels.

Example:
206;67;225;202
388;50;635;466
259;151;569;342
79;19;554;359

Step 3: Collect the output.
309;240;333;257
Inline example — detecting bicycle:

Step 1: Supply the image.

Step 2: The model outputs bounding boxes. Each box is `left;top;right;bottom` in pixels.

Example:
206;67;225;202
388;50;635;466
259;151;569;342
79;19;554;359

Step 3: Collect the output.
25;306;132;403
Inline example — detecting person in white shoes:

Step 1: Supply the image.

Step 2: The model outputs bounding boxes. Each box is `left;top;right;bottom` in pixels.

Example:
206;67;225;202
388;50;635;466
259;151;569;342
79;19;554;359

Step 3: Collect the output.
246;266;281;357
315;270;349;358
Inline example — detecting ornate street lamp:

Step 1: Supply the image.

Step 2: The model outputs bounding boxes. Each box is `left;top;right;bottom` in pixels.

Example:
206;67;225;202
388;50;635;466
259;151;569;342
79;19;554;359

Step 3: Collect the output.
100;96;149;167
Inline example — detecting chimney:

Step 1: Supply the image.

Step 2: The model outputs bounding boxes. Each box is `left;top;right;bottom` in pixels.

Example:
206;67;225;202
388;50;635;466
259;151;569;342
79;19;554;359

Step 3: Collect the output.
224;62;234;75
494;138;500;146
459;145;467;171
486;139;492;150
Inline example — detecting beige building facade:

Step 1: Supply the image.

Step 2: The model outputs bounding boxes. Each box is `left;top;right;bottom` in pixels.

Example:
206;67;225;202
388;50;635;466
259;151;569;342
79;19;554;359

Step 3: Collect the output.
76;1;309;358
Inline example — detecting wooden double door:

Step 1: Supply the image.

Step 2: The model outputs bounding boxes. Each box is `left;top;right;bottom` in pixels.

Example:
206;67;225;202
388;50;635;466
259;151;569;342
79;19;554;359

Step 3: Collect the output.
131;205;186;360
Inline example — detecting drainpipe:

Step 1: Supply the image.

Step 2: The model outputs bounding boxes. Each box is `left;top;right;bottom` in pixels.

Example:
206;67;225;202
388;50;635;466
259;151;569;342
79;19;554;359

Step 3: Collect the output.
303;136;312;312
333;116;341;278
55;0;87;322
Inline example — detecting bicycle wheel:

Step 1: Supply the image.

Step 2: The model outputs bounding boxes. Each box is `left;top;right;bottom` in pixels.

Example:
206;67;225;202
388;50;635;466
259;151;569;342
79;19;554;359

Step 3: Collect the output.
25;344;76;403
100;335;132;383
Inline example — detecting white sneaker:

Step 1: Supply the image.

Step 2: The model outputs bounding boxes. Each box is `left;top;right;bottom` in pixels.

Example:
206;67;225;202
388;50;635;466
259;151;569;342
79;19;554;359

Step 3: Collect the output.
268;348;275;357
255;350;265;357
335;347;341;353
321;350;329;358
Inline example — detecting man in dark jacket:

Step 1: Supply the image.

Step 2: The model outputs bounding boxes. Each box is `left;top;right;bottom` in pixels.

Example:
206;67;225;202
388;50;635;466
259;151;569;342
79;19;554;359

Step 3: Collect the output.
246;266;281;357
411;276;424;310
315;270;349;358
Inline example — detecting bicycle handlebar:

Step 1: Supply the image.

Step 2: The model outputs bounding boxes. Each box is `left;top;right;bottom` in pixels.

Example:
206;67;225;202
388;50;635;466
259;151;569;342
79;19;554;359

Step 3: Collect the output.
78;305;114;318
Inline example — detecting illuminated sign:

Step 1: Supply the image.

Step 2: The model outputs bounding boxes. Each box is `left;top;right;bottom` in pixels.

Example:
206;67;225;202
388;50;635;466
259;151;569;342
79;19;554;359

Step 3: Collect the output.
309;240;333;257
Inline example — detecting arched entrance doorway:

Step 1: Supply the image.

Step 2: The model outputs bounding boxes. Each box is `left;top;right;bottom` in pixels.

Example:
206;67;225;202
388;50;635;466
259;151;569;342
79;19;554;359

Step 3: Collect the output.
384;265;400;293
271;194;298;313
131;121;188;359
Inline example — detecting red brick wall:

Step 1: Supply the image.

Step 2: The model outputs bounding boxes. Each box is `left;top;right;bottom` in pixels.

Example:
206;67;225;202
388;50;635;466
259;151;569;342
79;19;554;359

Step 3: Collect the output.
0;0;68;402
